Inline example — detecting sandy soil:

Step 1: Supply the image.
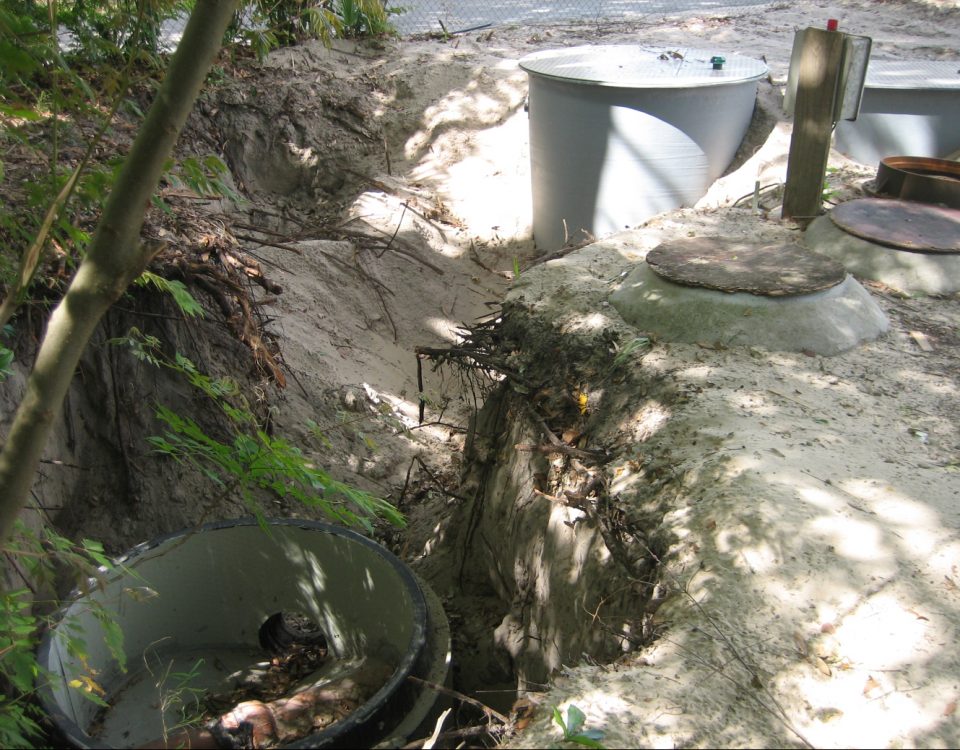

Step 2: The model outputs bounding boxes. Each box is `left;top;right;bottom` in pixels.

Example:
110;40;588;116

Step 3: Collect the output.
11;0;957;746
243;1;959;746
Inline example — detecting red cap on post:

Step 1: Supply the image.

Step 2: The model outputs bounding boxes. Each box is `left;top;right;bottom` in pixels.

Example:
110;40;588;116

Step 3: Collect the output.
826;18;839;31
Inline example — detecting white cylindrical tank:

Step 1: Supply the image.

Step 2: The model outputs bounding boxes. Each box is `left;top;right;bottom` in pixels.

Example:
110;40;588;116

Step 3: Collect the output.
519;46;767;251
833;60;960;166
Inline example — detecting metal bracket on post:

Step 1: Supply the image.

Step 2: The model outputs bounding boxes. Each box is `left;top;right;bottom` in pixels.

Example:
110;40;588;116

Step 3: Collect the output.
784;32;871;122
836;34;872;121
782;24;872;223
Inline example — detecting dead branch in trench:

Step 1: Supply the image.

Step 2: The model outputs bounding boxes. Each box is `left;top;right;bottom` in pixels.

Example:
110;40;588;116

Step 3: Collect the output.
411;455;472;502
403;723;510;749
233;231;304;255
406;676;510;725
186;263;286;387
530;230;596;266
515;441;608;462
338;223;446;275
416;344;532;388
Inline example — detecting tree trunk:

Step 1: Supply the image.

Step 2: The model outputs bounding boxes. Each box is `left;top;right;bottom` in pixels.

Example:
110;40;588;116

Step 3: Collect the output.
0;0;240;547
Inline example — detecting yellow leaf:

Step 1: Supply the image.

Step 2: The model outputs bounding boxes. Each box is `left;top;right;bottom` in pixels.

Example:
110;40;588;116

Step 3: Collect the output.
577;392;588;415
79;675;106;696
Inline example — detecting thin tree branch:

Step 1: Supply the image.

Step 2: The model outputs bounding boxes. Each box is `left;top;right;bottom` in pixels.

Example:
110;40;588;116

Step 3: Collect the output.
0;0;240;549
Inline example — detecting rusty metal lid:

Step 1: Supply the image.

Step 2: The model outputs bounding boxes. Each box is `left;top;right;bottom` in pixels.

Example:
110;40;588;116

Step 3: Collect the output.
645;237;846;296
830;198;960;254
875;157;960;210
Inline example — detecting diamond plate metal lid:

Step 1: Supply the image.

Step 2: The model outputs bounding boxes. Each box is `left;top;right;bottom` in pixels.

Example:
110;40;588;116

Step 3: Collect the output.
864;60;960;90
519;45;768;88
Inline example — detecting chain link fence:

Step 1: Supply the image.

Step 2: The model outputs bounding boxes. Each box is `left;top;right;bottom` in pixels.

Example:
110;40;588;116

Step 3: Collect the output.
391;0;773;35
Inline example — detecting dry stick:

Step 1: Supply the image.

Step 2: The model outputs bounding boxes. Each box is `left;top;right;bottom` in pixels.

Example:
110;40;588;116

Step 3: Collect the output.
398;456;417;509
382;201;410;254
403;723;510;750
383;136;392;176
340;225;445;275
347;169;455;237
236;247;287;274
422;707;452;749
765;388;814;412
524;410;608;462
800;468;876;515
280;361;312;402
351;249;396;297
38;458;87;470
265;235;393;306
664;634;813;748
516;441;607;462
371;283;398;343
416;354;426;424
231;222;294;238
220;251;282;294
468;241;512;279
406;676;509;725
344;169;425;199
234;232;303;255
3;552;37;595
348;248;398;341
415;345;536;390
399;201;450;238
413;455;472;502
529;409;563;447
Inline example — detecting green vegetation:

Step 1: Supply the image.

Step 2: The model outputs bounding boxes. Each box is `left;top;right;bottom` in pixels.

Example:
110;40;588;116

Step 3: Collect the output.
0;1;407;745
0;522;128;747
116;328;405;531
231;0;403;58
145;655;207;743
552;704;607;749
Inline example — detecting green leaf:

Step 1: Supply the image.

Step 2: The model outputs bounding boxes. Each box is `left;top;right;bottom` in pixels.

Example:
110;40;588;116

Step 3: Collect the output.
80;539;112;569
0;41;39;78
568;734;606;749
566;705;587;735
552;705;567;734
93;605;127;672
135;272;204;318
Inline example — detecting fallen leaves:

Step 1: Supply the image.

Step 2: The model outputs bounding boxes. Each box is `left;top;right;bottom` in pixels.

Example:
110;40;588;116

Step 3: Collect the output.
862;675;882;698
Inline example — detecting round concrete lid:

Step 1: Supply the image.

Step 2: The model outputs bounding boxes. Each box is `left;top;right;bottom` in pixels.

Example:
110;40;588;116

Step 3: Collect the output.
830;198;960;254
518;45;768;88
646;237;846;296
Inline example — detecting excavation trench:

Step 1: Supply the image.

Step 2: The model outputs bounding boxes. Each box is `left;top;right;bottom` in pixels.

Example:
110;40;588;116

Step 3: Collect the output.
411;298;682;713
17;286;682;747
